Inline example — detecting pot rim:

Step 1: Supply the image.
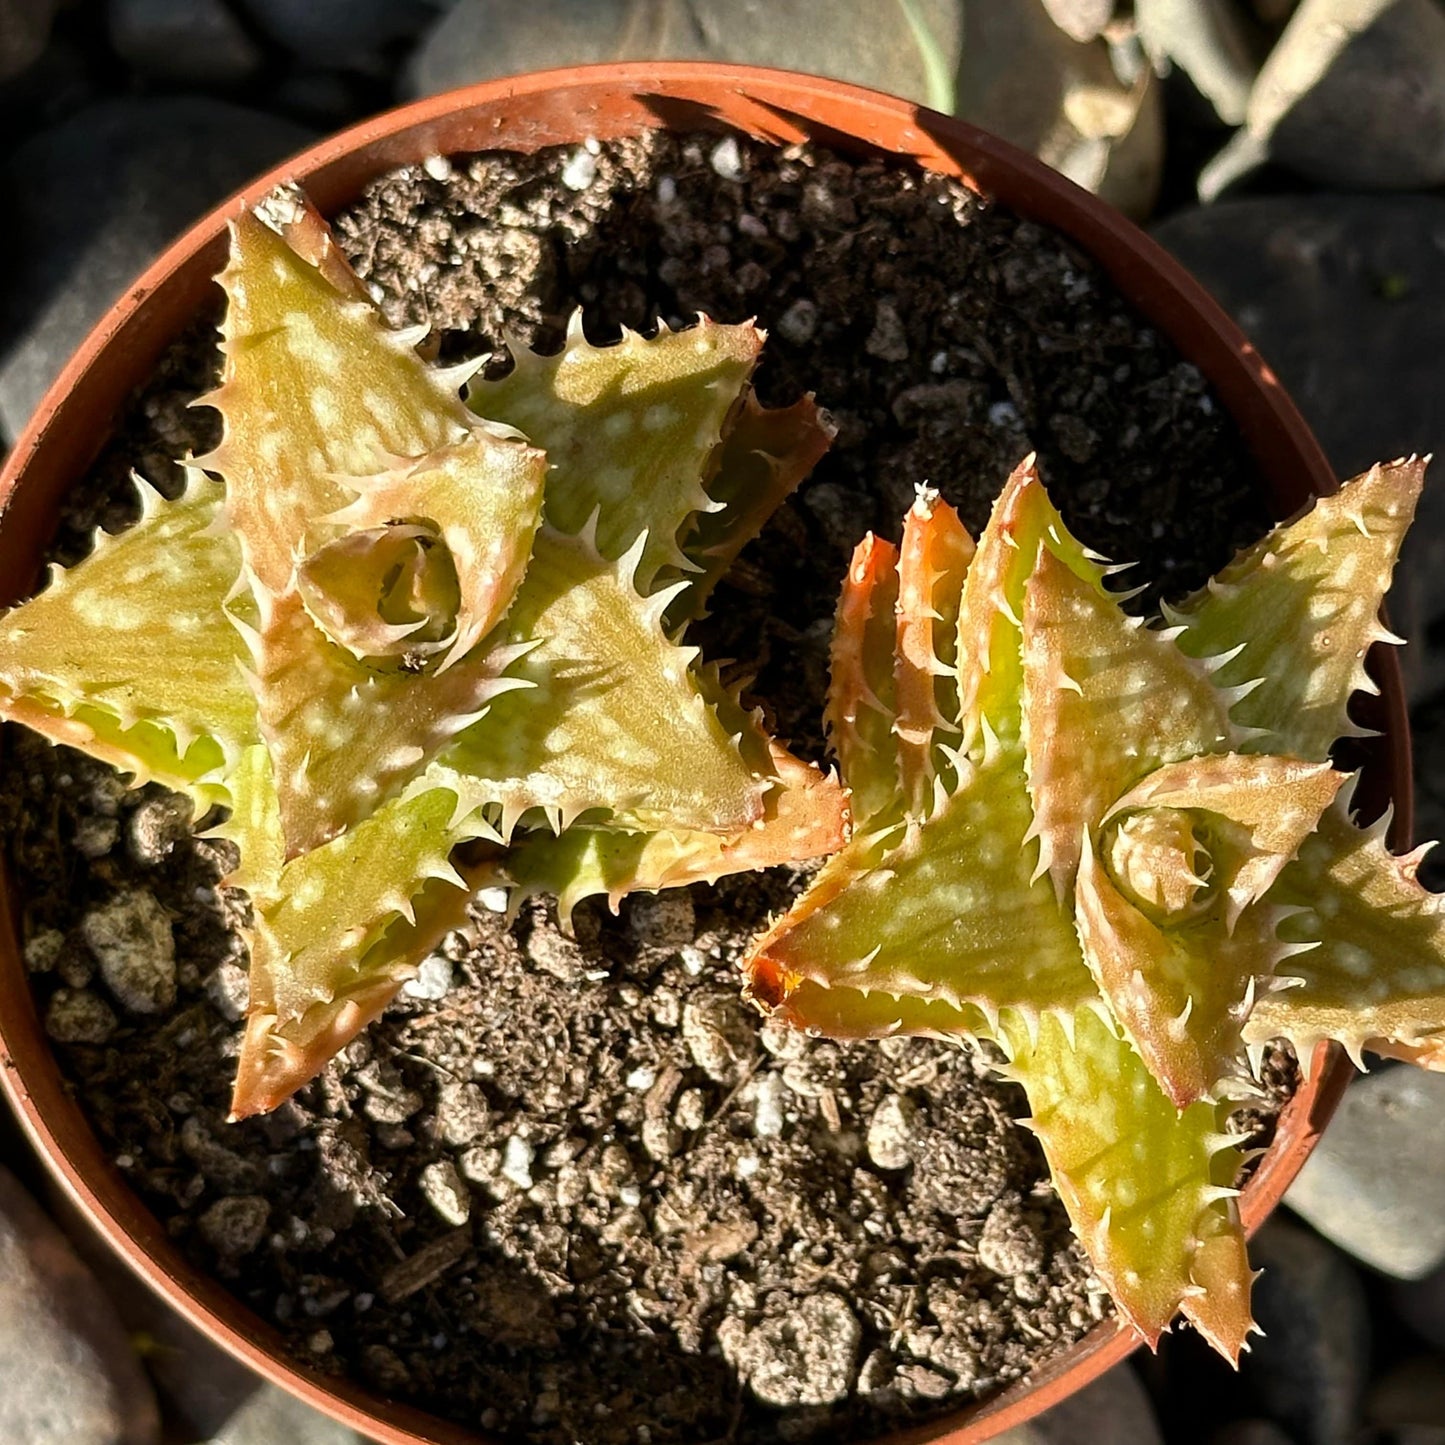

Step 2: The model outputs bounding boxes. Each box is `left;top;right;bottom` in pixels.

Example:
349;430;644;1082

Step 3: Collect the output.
0;60;1404;1445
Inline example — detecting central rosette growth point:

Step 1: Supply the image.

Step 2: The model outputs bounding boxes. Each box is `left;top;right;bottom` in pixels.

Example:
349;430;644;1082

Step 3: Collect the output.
298;522;462;664
1103;806;1214;924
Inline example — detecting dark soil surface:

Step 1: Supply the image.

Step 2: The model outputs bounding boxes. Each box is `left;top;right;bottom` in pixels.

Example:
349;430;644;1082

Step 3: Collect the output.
5;131;1291;1445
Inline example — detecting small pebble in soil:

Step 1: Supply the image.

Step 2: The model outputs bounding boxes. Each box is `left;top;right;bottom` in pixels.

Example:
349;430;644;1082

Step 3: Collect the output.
500;1135;535;1190
627;891;695;949
23;928;65;973
204;961;250;1023
979;1194;1048;1277
73;815;119;859
776;297;819;345
719;1293;864;1407
81;889;176;1014
524;923;586;984
681;991;754;1084
418;1160;470;1227
433;1081;489;1147
127;793;193;865
199;1195;270;1258
43;988;118;1045
867;1094;918;1171
400;953;452;1000
751;1071;788;1138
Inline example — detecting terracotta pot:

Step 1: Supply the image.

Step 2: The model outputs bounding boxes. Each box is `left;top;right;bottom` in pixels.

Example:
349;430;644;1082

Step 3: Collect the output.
0;62;1408;1445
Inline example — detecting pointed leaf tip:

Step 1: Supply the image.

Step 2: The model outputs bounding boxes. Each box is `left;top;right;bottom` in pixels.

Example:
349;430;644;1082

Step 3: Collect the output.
826;532;902;830
894;492;974;816
1175;456;1426;762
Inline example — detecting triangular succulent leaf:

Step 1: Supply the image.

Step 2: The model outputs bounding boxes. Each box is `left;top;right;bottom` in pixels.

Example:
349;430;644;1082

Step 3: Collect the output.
232;867;484;1120
502;746;847;921
468;312;763;595
0;471;254;806
211;202;550;854
205;199;484;593
430;528;771;838
1022;544;1231;897
1248;797;1445;1069
1006;1007;1254;1357
745;745;1095;1031
296;523;459;662
894;490;974;816
1178;1196;1256;1363
250;784;488;1027
956;454;1106;746
1171;459;1423;760
669;392;835;625
825;532;903;831
247;582;534;858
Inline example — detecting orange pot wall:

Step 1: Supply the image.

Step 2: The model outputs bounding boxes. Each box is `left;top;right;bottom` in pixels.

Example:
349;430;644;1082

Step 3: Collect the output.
0;63;1405;1445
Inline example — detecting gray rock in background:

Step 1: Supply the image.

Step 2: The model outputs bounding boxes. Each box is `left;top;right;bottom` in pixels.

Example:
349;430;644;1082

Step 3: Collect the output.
953;0;1164;217
40;1179;362;1442
1244;1217;1371;1445
1040;0;1116;44
0;0;58;79
108;0;263;84
1285;1068;1445;1280
1250;0;1302;24
1368;1354;1445;1436
1208;1422;1297;1445
269;68;372;127
0;34;92;139
404;0;963;111
1393;1264;1445;1353
990;1361;1162;1444
1135;0;1259;125
87;1266;257;1439
239;0;444;72
1153;194;1445;705
1203;0;1445;197
208;1383;368;1444
0;1166;160;1445
0;98;312;443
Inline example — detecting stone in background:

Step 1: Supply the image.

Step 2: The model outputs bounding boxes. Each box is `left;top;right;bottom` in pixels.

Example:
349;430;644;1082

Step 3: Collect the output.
0;98;311;443
0;1166;160;1445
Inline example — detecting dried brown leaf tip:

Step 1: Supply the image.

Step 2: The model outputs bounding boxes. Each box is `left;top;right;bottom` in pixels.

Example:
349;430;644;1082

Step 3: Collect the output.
744;453;1445;1363
0;182;845;1118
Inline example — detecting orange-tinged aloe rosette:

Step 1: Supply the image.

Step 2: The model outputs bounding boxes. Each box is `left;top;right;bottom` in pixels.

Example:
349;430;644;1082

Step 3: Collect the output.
745;454;1445;1361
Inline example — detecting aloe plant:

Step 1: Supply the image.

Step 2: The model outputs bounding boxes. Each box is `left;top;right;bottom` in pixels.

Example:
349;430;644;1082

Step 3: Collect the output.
745;454;1445;1360
0;183;846;1119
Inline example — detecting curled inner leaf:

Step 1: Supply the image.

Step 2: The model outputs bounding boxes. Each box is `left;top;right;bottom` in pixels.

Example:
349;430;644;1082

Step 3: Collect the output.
297;523;462;662
1104;807;1214;924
